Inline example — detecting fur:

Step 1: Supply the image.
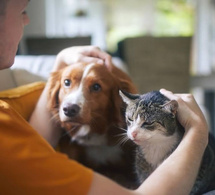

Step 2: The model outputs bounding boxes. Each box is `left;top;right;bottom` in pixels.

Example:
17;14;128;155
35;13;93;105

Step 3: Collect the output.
120;90;215;194
47;62;138;188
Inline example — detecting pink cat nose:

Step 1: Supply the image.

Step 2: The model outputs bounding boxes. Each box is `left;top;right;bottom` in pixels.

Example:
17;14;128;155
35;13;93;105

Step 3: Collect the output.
132;131;138;138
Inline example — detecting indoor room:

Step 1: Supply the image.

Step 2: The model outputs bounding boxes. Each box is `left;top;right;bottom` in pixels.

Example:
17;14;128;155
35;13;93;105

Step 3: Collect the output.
13;0;215;135
0;0;215;194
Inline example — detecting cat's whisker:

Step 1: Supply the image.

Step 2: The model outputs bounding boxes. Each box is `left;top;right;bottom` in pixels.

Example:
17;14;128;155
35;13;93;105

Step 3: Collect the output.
114;132;127;138
112;124;127;132
118;127;127;132
116;135;130;147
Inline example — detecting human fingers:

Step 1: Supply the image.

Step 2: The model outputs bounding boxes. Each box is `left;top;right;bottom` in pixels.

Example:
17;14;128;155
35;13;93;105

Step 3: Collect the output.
160;88;177;100
77;55;104;65
162;93;191;128
160;88;202;116
160;88;208;131
160;89;201;111
55;46;113;71
53;46;105;71
80;46;112;69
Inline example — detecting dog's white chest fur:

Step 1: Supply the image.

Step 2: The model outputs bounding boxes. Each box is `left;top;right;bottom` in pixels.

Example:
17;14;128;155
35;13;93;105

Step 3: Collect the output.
86;145;123;165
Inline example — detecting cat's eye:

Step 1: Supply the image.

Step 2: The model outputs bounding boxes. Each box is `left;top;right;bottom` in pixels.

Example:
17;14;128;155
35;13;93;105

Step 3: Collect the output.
127;117;133;122
64;79;71;88
126;117;133;125
141;122;154;130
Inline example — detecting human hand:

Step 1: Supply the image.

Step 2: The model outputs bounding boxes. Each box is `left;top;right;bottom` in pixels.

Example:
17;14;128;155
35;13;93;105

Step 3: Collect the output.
52;46;112;72
160;89;208;144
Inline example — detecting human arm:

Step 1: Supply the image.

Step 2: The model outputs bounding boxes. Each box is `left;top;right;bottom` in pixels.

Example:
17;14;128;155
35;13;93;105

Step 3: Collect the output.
2;83;208;194
88;89;208;195
30;81;208;194
0;100;93;195
29;46;112;147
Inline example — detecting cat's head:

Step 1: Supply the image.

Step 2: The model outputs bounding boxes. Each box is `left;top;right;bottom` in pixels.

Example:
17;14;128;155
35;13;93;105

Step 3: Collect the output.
119;90;179;146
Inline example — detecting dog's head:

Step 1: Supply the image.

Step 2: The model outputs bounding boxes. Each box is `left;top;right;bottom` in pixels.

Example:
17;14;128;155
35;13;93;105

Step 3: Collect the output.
47;62;137;145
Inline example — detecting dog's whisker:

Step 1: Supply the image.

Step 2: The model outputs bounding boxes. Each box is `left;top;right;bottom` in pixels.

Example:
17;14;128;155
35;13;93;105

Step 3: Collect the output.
90;111;107;127
90;118;100;130
49;112;59;122
60;131;69;138
60;126;77;138
61;130;69;138
91;111;105;121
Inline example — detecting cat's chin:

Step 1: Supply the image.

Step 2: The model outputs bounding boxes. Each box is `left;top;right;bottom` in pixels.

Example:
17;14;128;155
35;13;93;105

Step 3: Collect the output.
131;139;141;145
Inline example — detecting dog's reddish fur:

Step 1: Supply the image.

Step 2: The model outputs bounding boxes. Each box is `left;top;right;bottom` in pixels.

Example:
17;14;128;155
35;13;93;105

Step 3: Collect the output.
47;62;138;188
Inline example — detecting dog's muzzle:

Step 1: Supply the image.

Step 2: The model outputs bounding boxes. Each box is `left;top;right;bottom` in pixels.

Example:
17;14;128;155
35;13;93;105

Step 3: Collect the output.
63;103;81;117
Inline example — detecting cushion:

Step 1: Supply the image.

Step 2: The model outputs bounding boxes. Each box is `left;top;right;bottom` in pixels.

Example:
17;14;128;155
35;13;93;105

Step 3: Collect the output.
0;69;17;91
0;82;45;121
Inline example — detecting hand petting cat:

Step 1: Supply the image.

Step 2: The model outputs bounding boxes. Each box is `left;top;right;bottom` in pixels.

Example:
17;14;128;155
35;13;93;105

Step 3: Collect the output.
160;88;208;147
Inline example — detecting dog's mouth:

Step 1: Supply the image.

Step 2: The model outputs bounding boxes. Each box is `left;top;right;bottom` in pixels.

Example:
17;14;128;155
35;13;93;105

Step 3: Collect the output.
61;121;90;141
61;120;107;146
61;121;82;132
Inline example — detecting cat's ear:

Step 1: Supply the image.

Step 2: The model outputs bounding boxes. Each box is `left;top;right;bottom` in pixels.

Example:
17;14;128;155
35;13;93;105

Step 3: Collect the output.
162;100;178;116
119;90;139;105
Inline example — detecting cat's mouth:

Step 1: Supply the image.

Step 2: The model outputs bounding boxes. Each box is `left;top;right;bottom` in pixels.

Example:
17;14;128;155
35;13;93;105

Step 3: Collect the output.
129;136;141;145
132;139;141;145
128;131;141;144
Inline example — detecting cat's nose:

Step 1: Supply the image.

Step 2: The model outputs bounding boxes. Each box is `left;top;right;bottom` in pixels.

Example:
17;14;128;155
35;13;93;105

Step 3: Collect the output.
132;131;138;138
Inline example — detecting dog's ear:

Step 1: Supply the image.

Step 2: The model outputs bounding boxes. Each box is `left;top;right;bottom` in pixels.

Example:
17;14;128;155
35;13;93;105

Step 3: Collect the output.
110;78;137;126
118;78;138;94
46;71;61;113
110;65;138;94
110;85;124;126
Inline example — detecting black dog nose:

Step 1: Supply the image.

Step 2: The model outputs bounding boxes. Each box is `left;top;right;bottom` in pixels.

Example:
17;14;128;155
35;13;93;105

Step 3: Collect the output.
63;104;80;117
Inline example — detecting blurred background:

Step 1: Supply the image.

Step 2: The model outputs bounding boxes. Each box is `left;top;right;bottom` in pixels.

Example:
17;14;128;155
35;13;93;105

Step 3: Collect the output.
17;0;215;134
21;0;194;53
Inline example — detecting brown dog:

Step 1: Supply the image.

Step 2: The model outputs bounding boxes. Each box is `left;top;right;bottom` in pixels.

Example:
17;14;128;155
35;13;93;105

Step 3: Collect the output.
47;62;138;188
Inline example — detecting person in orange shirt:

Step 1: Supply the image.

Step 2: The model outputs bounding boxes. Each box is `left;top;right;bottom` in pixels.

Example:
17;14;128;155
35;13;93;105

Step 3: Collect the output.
0;0;209;194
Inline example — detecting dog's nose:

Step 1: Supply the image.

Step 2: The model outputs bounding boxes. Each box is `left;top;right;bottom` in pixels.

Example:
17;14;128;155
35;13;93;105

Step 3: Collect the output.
63;104;80;117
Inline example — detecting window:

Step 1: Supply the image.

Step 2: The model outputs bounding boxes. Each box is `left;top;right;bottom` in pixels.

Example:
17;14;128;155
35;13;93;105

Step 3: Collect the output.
45;0;194;53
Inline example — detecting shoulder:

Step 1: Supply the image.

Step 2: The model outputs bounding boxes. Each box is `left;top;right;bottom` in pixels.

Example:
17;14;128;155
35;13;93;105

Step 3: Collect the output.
0;82;45;120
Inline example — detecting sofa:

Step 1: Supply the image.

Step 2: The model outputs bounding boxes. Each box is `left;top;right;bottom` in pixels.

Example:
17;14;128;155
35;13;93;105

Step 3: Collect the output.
0;55;128;92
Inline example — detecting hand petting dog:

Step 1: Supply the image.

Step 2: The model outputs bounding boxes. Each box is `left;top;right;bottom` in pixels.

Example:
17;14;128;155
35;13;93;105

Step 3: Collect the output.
29;46;114;147
52;46;113;72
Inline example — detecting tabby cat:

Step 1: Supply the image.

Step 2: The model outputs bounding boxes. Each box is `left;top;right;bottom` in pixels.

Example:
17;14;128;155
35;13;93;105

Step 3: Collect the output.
120;90;215;195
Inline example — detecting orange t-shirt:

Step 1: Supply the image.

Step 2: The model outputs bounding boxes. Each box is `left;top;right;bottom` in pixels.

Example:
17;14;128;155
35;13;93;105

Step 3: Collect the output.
0;82;93;195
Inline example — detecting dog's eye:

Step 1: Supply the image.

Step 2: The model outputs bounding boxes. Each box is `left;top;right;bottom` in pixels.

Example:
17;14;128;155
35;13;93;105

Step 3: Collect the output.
91;83;101;92
64;79;71;88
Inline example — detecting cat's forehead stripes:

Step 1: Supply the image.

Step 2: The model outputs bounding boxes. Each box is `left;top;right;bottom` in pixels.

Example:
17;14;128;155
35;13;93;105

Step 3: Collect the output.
136;115;143;126
130;98;166;124
139;98;161;109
